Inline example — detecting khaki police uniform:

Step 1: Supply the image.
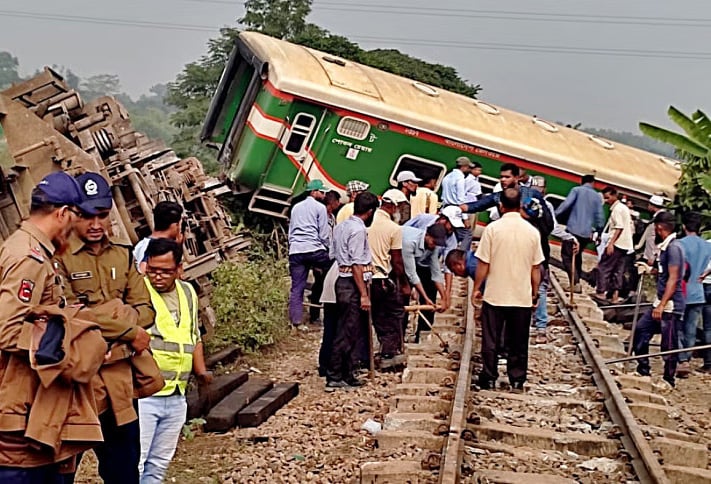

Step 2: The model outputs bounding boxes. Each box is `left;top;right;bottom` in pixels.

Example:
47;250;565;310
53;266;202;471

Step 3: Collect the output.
54;233;156;424
0;221;104;469
0;222;63;351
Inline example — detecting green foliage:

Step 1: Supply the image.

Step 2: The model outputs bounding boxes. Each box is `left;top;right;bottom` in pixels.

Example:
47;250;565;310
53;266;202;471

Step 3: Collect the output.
181;417;206;440
359;49;480;98
79;73;121;102
119;84;178;144
209;238;289;354
167;27;240;169
639;106;711;236
0;52;20;90
240;0;312;39
166;2;482;169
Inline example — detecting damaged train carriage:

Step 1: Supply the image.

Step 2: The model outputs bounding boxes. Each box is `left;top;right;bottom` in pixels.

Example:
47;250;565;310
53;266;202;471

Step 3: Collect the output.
0;68;248;331
202;31;680;222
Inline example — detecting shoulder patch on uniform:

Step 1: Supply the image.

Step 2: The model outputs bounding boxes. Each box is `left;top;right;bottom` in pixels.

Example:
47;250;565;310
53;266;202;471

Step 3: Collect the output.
28;247;44;263
18;279;35;303
70;271;93;280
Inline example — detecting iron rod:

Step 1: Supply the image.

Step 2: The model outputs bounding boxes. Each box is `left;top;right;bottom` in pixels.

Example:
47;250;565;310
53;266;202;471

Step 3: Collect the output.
606;344;711;364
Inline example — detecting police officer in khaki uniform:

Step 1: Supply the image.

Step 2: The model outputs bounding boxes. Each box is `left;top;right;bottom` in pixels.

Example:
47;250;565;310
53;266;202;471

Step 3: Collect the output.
0;172;91;481
55;172;156;484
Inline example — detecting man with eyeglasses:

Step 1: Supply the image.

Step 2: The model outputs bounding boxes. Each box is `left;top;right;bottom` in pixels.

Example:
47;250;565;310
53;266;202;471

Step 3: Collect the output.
55;172;156;484
139;237;210;484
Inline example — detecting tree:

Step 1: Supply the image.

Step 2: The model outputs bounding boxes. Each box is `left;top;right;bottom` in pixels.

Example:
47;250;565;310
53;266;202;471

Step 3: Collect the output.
292;24;362;60
640;106;711;236
359;49;480;98
239;0;312;40
167;28;240;170
168;3;483;173
80;74;121;101
0;52;21;90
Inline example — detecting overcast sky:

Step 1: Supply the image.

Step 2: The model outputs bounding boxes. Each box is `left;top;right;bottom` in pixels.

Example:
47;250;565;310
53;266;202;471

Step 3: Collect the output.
1;0;708;132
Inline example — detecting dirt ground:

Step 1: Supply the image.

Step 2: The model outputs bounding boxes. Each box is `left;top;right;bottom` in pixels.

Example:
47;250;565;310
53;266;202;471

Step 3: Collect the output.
77;324;400;483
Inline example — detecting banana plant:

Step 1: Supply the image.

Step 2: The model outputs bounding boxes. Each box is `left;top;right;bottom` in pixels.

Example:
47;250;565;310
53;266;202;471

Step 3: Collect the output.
640;106;711;237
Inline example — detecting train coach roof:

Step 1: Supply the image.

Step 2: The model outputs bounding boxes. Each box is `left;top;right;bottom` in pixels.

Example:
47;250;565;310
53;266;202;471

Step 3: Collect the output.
238;32;680;197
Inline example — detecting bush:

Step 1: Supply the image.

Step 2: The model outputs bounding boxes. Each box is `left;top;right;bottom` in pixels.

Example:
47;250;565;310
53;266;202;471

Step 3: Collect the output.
208;243;290;353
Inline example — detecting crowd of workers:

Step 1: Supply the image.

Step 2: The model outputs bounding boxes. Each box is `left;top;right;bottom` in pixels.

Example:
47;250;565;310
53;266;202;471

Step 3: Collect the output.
1;156;708;481
288;157;711;392
0;172;208;483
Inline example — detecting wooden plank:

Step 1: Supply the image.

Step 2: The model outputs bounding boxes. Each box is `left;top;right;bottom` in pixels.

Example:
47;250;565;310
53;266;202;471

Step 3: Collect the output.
236;382;299;428
205;379;274;432
186;371;248;419
204;345;241;368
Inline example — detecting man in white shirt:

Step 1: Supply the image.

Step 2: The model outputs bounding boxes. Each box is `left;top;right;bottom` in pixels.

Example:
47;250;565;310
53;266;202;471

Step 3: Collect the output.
595;186;634;303
441;156;473;249
472;187;544;391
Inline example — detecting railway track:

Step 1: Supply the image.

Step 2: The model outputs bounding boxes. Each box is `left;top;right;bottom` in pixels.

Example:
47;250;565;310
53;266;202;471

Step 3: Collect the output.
360;269;710;484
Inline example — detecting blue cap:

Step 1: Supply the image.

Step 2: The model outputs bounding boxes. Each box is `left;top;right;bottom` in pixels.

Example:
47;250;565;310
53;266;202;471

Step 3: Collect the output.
75;172;113;215
33;171;83;206
522;197;542;219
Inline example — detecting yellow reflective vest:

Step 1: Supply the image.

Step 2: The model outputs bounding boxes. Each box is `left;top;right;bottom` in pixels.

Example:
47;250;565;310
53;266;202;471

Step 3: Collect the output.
144;279;199;396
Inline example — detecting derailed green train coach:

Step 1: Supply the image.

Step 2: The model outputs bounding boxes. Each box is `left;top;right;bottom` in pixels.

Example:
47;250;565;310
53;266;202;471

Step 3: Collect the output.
201;31;680;220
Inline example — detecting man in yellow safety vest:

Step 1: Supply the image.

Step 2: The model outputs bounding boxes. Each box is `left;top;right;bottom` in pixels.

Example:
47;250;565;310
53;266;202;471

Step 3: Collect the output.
139;238;211;483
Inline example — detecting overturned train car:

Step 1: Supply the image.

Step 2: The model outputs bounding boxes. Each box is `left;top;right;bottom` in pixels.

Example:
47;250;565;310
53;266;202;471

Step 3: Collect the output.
0;68;248;330
203;31;681;221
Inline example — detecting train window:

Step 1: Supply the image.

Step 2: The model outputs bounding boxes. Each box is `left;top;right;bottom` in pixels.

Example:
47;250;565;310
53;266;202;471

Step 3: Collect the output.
390;155;447;187
532;116;559;133
337;117;370;140
412;82;439;97
478;174;499;195
473;100;500;115
588;135;615;150
283;113;316;156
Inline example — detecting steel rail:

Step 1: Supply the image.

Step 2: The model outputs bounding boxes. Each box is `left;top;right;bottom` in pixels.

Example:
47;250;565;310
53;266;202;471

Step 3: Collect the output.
550;274;670;484
438;279;475;483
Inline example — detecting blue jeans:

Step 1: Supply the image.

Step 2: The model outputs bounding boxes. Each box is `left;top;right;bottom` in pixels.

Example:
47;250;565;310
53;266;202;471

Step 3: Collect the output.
139;395;187;484
288;250;332;326
679;304;703;362
0;464;62;484
534;278;548;330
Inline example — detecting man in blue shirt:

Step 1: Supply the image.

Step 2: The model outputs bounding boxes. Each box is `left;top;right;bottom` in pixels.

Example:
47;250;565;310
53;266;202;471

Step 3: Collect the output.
441;156;473;250
632;211;686;388
676;212;711;377
325;192;379;389
444;249;479;279
405;206;462;320
555;174;605;291
288;179;332;329
459;163;554;262
401;224;448;341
